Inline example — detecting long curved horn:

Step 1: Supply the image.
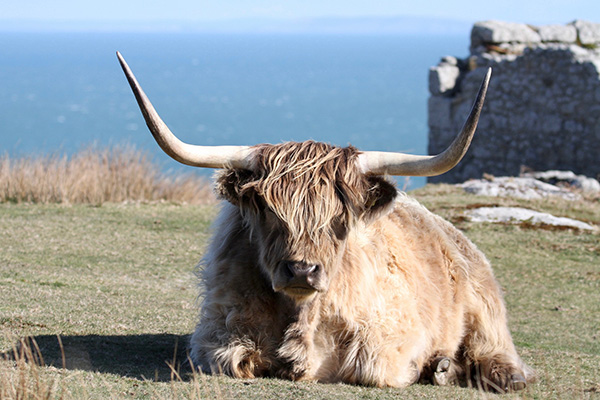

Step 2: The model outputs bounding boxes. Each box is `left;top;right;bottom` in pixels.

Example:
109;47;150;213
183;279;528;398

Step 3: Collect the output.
117;52;253;169
358;67;492;176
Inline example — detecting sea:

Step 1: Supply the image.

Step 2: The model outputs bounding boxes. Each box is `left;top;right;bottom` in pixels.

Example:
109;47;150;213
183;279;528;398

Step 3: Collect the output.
0;32;468;189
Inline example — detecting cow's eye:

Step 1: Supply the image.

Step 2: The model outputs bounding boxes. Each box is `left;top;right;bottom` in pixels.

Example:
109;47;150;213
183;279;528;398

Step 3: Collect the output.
262;206;280;225
331;216;348;241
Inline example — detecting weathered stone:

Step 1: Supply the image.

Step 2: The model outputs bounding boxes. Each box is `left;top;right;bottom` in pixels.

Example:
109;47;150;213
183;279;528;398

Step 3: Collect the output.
465;207;597;231
471;21;541;50
440;56;458;65
429;20;600;184
429;63;460;95
428;96;453;130
572;19;600;45
459;176;581;200
521;170;600;192
537;24;577;43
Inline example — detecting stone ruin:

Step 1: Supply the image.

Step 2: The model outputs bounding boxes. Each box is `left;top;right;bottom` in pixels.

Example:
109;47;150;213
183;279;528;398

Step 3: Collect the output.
428;20;600;183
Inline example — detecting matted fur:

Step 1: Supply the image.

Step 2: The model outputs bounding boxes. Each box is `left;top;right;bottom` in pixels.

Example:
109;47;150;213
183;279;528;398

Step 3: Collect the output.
190;141;534;390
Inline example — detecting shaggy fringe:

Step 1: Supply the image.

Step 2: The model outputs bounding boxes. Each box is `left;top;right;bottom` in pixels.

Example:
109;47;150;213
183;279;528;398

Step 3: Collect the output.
242;141;365;246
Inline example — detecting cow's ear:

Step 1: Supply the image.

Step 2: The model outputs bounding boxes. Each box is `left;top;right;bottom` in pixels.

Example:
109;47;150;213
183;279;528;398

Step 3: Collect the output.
363;176;397;222
215;169;256;206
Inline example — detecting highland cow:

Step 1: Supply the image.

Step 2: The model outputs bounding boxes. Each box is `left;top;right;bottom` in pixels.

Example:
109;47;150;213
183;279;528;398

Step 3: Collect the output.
118;51;534;392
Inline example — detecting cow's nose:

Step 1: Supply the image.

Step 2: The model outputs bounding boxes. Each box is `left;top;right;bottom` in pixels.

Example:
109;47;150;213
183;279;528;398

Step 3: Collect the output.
283;261;320;287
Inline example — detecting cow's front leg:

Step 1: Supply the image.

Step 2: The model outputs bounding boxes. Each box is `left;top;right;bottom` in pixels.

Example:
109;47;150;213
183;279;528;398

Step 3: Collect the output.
191;327;273;378
190;301;283;379
275;301;321;381
276;327;311;380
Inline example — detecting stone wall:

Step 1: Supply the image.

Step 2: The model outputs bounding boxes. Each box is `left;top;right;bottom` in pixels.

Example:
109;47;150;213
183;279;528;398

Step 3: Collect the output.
428;20;600;183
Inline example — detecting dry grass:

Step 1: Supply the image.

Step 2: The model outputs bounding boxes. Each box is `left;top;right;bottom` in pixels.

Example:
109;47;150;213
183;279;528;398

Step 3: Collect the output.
1;337;61;400
0;336;216;400
0;145;215;205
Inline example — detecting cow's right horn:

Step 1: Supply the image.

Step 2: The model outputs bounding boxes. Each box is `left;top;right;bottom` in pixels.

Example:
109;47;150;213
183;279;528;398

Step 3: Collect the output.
117;52;253;169
357;68;492;177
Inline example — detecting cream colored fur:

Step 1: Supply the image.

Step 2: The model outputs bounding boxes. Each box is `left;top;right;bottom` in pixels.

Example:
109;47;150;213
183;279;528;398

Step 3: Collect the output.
189;142;533;390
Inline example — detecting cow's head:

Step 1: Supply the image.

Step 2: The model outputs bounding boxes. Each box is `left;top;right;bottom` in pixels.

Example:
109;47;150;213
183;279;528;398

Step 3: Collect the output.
117;51;491;302
215;141;397;300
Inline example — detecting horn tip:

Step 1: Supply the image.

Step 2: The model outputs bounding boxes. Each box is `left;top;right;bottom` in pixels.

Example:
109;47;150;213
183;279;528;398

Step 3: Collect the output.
484;67;492;83
116;51;125;64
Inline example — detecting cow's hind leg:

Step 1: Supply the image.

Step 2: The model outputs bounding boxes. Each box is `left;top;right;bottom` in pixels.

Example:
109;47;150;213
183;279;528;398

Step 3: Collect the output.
468;354;528;392
462;339;532;392
461;293;534;392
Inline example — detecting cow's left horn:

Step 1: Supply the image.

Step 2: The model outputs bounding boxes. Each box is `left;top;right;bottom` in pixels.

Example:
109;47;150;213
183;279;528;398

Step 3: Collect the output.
358;68;491;176
117;52;253;169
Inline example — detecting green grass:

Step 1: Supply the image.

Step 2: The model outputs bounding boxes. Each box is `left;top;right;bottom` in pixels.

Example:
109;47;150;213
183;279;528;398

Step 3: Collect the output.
1;185;599;399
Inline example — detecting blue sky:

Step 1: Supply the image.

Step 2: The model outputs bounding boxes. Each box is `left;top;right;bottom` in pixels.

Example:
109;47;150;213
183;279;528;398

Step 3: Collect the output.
2;0;598;26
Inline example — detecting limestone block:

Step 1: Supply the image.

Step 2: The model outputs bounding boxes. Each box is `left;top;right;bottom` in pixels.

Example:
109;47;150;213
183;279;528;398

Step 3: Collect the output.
572;20;600;45
440;56;458;65
429;63;460;95
471;20;541;48
538;24;577;43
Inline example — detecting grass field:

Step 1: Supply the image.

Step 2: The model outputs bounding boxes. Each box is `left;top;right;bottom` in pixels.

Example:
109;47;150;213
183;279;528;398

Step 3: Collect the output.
1;183;599;399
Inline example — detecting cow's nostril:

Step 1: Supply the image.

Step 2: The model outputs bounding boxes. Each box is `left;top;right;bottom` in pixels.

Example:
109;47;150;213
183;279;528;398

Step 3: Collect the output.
283;261;296;279
307;264;319;274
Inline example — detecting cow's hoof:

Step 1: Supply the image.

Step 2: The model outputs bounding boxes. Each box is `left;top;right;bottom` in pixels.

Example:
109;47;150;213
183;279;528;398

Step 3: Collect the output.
433;357;452;386
510;374;527;391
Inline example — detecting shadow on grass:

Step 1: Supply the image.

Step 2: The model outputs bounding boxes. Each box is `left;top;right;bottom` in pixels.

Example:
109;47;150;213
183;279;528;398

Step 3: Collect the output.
3;334;193;382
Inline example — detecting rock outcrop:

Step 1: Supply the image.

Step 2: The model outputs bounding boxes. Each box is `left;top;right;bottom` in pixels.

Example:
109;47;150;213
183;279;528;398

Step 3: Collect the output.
460;176;582;200
464;206;597;231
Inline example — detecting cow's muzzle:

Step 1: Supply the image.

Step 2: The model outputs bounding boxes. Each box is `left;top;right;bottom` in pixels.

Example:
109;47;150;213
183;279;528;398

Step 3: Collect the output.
278;261;322;296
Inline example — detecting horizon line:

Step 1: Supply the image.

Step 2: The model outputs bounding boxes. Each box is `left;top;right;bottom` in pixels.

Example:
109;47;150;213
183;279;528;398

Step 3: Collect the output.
0;15;475;34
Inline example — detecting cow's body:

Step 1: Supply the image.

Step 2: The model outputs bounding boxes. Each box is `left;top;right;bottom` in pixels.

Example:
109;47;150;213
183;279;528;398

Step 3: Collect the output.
189;142;533;390
116;53;533;391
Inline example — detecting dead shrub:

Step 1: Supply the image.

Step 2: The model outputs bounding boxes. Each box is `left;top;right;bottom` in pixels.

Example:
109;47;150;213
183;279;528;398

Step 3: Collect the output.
0;145;215;205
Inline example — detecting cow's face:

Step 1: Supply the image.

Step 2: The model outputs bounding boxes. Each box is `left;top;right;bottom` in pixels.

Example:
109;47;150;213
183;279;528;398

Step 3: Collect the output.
217;142;396;302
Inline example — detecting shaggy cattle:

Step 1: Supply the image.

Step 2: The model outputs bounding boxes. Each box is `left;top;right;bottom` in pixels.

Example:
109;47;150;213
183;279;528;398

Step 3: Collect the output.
117;52;534;392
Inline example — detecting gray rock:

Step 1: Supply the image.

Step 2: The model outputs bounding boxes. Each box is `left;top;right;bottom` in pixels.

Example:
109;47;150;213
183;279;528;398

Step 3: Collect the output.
465;206;597;231
521;170;600;192
429;63;461;95
537;24;577;43
471;21;541;48
428;96;453;130
459;177;581;200
572;20;600;45
440;56;458;65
